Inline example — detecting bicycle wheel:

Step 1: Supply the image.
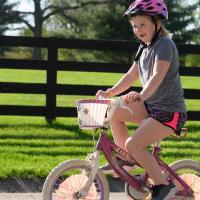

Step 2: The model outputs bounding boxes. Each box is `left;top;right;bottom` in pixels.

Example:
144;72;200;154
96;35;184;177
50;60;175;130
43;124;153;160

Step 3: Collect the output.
43;159;110;200
169;159;200;200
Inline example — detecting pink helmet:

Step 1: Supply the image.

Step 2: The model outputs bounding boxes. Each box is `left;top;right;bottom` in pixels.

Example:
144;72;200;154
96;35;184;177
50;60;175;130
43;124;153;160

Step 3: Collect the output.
124;0;168;20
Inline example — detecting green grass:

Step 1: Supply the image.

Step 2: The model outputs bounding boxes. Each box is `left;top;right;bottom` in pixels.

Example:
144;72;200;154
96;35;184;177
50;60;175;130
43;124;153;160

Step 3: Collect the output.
0;68;199;179
0;116;105;178
0;116;199;179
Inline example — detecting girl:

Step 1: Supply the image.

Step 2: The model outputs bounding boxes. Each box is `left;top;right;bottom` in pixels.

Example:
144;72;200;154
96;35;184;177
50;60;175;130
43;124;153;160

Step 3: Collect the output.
96;0;187;199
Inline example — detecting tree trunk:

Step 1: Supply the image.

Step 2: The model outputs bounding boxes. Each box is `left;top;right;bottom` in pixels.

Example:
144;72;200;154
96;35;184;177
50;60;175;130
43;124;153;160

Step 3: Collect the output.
33;0;43;60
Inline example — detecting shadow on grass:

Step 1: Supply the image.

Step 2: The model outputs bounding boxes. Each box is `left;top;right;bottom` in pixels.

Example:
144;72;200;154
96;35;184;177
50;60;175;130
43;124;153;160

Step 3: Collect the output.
0;121;80;131
0;123;97;140
0;140;94;148
0;149;90;157
165;136;200;143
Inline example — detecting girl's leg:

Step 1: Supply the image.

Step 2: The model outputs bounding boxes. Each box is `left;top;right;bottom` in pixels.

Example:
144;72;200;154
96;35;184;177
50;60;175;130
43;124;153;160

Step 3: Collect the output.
109;101;148;151
125;117;174;185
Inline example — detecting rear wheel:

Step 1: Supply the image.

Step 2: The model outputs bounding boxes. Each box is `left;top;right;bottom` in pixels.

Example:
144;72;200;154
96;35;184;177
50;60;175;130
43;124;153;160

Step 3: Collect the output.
125;159;200;200
169;159;200;199
43;159;110;200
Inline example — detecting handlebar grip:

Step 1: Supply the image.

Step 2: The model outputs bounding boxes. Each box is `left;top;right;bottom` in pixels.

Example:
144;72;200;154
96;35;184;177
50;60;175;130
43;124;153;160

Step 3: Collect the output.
105;97;135;122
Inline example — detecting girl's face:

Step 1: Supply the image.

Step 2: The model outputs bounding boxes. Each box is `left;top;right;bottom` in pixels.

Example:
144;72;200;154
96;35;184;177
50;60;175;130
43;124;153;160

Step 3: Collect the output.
129;15;156;44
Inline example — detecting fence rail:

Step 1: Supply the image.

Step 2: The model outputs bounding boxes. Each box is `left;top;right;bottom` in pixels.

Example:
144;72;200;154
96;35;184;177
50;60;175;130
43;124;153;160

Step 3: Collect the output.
0;36;199;122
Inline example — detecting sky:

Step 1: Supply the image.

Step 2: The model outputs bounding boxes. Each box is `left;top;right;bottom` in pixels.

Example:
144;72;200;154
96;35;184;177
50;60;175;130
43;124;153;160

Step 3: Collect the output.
11;0;34;12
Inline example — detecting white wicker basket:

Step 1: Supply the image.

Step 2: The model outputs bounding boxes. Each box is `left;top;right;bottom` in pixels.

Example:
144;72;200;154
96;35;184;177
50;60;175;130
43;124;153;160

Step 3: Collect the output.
76;99;111;129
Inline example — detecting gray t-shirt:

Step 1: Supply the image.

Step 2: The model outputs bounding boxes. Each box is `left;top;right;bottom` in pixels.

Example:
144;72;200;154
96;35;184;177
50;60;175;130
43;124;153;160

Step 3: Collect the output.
137;36;186;113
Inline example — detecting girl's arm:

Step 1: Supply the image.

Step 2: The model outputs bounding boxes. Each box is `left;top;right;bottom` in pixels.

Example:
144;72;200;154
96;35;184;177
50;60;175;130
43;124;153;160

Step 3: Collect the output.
96;62;139;99
140;60;170;101
108;62;139;97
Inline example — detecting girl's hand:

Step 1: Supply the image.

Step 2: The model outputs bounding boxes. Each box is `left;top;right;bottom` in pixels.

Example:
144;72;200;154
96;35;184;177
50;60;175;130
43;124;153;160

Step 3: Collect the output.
123;91;142;104
96;88;113;99
96;90;110;99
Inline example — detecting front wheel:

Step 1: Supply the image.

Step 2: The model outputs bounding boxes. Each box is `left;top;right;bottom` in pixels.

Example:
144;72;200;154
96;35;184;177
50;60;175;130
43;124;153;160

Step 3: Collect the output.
170;159;200;199
43;159;110;200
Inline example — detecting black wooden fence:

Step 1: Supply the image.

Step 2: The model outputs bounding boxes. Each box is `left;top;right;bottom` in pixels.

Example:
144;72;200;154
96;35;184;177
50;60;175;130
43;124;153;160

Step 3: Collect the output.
0;36;199;122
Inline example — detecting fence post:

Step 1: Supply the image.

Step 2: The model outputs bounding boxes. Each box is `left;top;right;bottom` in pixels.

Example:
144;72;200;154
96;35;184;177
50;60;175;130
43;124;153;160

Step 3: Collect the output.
46;38;58;123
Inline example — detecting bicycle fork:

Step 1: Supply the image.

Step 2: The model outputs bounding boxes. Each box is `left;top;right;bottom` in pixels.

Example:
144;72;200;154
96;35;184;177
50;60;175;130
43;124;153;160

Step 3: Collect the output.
76;151;101;199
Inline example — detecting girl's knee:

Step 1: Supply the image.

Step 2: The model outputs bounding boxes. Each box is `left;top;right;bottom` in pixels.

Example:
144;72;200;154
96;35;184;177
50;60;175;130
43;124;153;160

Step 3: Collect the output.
125;137;138;153
125;137;146;155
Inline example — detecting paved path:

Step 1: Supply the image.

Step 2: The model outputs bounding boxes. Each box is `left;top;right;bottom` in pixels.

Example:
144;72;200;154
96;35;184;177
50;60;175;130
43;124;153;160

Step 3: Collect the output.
0;193;128;200
0;177;127;199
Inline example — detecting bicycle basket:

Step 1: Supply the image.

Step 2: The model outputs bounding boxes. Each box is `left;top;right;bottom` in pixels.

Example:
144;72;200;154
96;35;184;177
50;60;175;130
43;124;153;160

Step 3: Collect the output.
76;99;111;129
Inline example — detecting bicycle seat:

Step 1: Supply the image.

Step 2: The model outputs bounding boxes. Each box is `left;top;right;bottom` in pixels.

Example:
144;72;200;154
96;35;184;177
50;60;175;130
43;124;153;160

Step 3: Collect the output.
172;127;188;138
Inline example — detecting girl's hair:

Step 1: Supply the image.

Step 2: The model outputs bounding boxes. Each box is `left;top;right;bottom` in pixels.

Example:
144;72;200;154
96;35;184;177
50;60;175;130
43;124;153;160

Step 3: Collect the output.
152;14;172;38
160;24;172;38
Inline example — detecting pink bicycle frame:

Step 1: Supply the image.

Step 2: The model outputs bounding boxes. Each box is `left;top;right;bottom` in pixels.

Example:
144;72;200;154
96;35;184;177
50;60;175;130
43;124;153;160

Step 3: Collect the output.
96;129;194;197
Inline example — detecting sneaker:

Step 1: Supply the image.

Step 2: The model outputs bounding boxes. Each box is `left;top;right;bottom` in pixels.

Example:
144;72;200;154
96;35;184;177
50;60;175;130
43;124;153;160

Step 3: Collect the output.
151;181;178;200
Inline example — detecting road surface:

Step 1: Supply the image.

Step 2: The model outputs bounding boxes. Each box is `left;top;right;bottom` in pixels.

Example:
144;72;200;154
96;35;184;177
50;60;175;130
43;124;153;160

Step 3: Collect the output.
0;192;128;200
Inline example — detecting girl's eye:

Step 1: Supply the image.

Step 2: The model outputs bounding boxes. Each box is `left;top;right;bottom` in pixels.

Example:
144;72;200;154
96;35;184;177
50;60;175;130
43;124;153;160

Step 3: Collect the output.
132;23;146;30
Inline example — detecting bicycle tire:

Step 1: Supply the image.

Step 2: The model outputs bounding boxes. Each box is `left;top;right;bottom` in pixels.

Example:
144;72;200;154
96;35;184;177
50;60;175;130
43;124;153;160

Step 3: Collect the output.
169;159;200;199
43;159;110;200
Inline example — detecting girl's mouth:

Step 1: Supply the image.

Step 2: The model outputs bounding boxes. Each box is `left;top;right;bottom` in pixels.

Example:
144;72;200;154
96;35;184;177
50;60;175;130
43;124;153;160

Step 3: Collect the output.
140;33;146;38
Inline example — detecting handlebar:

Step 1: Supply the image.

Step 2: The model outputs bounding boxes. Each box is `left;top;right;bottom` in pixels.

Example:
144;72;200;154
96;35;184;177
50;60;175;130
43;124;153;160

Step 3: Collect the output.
105;96;135;122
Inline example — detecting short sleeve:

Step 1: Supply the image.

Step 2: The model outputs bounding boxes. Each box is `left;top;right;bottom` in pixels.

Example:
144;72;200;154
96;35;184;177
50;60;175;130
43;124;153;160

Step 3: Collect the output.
155;38;174;62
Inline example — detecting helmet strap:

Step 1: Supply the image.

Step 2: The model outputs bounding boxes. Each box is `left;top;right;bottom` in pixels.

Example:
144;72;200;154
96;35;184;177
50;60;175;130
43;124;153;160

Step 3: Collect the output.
150;16;162;45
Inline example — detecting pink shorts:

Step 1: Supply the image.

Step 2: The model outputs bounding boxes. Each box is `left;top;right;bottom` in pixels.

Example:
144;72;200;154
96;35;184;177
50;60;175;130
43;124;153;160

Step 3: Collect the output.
145;103;187;135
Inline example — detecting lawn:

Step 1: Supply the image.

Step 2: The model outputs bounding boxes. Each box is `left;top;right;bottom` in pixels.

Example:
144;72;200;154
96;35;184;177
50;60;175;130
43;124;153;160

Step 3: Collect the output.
0;116;199;179
0;68;199;179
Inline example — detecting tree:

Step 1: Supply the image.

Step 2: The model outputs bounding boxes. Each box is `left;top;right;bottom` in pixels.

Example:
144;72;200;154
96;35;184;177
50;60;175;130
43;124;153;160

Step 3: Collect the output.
13;0;108;59
91;0;198;44
10;0;200;59
165;0;197;43
192;0;200;44
0;0;20;35
0;0;21;55
51;0;199;43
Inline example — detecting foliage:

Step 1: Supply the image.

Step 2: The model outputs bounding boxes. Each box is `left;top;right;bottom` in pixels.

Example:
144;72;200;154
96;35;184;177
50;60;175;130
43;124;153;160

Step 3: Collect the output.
0;0;21;55
50;0;199;44
92;0;198;44
0;0;21;35
8;0;108;59
47;0;200;63
164;0;197;43
184;54;200;67
192;0;200;44
2;0;200;61
3;0;200;45
3;47;33;59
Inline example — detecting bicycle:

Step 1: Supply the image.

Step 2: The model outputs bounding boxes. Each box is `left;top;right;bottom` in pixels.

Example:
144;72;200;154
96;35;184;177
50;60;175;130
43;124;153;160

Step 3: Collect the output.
43;97;200;200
